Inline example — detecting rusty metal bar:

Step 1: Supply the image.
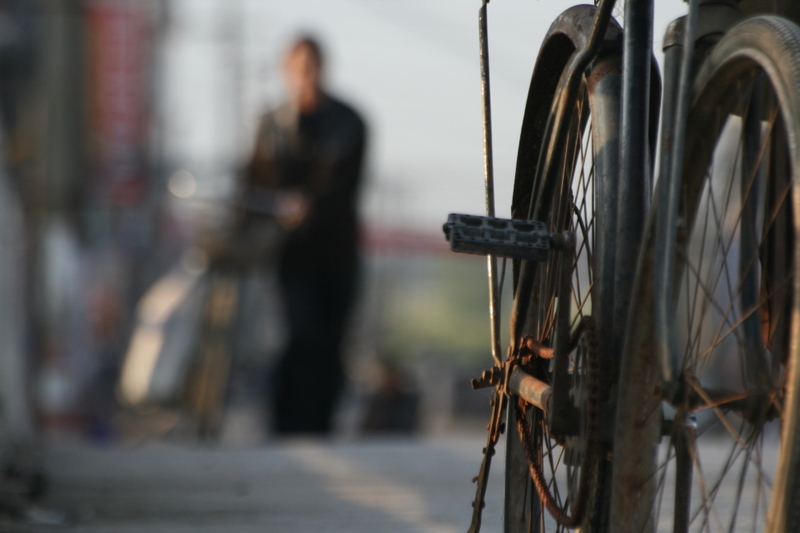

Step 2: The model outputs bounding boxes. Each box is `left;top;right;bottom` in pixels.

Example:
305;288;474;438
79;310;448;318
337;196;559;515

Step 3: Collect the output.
508;367;553;412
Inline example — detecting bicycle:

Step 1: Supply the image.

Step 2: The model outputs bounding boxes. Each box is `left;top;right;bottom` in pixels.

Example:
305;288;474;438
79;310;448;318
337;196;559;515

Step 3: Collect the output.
182;190;302;440
444;0;800;531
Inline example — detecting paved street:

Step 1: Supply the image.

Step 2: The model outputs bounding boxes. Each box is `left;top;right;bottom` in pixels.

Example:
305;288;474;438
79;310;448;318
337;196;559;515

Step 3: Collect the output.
13;435;505;533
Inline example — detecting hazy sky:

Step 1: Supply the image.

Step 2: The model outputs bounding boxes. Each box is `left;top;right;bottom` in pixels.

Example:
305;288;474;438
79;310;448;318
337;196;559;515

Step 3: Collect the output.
163;0;687;233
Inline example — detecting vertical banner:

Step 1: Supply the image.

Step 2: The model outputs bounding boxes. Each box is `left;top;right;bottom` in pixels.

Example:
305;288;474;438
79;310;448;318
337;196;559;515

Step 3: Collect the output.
87;0;149;206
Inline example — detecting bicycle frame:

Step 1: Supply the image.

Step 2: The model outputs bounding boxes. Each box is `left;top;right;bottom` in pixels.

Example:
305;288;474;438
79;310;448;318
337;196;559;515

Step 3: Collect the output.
615;0;655;366
653;0;698;390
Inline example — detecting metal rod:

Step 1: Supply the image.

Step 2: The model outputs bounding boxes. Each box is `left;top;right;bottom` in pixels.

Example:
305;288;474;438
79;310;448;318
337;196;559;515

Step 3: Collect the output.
656;0;700;384
467;390;506;533
508;367;552;412
480;2;495;219
479;0;502;368
550;244;577;436
467;6;504;531
615;0;653;362
672;414;697;533
741;79;772;383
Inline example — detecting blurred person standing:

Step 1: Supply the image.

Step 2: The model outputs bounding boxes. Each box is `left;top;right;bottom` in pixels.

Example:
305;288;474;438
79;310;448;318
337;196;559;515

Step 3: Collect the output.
245;35;367;435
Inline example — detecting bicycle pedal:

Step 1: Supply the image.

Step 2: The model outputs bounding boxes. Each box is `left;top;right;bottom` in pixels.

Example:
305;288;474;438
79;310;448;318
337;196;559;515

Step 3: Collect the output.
443;213;551;261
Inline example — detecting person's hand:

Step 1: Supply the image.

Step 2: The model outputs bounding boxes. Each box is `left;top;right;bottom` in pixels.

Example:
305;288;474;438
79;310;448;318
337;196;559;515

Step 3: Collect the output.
276;190;310;229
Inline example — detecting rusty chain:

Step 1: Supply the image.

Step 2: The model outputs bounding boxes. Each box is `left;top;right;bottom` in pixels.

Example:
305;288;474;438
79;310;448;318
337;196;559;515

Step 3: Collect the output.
515;315;601;529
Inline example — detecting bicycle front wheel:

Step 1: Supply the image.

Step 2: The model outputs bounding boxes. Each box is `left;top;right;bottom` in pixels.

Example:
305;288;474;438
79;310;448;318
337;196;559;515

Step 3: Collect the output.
612;15;800;533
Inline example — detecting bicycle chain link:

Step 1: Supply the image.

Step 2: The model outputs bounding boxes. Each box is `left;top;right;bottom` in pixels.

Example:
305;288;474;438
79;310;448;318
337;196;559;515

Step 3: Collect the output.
516;315;601;529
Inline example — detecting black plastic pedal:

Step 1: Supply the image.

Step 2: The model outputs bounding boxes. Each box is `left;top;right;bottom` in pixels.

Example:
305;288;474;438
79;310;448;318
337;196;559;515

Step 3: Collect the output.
443;213;550;261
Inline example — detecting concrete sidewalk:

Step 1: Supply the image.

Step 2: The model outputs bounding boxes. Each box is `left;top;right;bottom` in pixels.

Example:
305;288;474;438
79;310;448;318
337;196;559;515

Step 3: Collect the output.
13;436;505;532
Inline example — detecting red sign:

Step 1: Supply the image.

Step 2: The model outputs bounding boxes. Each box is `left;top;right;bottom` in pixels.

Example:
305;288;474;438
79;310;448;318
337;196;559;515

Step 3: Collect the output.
87;0;150;205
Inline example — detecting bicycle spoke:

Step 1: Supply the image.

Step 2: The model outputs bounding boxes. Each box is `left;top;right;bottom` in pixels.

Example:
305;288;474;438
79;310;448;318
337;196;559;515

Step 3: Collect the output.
507;70;605;532
690;274;792;368
681;102;780;379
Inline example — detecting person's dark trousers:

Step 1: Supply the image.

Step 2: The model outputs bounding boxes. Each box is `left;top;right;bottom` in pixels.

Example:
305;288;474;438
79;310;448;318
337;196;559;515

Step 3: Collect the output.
270;260;358;435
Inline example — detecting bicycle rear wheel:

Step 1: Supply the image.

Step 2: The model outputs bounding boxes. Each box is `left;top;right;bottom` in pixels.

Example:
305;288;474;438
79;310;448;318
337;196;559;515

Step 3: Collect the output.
185;268;239;440
612;16;800;533
505;6;634;531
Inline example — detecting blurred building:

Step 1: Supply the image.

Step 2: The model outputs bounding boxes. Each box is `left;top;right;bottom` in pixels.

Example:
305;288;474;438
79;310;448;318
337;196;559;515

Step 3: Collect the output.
1;2;170;509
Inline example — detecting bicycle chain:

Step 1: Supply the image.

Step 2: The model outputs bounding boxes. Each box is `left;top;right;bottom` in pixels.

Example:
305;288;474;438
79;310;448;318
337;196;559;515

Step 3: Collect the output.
516;316;601;529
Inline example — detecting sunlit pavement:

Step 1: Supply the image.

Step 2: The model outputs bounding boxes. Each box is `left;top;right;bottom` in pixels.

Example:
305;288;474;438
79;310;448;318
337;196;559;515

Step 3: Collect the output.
19;435;505;533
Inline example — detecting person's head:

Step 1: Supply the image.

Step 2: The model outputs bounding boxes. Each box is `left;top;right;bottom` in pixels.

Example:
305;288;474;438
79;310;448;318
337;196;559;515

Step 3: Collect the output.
282;35;325;113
